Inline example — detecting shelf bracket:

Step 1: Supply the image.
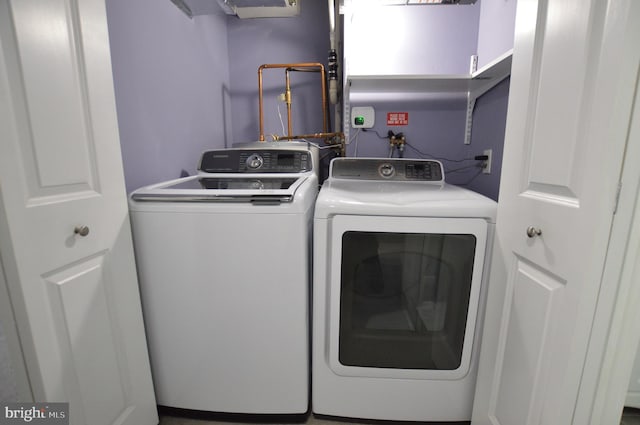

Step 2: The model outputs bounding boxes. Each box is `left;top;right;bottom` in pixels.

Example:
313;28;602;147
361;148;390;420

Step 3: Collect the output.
343;79;352;144
463;72;511;144
464;92;476;145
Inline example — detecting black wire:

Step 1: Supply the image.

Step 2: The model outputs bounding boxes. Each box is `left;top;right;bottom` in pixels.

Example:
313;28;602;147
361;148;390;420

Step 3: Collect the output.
457;169;484;186
362;128;389;140
405;142;477;163
360;131;482;164
446;163;483;173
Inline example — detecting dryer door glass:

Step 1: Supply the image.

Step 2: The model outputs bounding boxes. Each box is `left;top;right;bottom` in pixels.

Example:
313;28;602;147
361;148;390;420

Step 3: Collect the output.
339;231;476;370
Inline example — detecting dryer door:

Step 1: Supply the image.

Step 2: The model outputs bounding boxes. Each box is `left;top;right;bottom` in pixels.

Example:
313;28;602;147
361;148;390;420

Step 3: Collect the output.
327;215;488;380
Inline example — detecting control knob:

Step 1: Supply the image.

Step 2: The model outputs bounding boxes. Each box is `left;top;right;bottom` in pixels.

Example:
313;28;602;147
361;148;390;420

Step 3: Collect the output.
379;163;395;178
246;154;264;170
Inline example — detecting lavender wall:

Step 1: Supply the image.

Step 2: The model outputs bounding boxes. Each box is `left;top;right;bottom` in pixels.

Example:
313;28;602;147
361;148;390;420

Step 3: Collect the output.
346;98;468;158
106;0;231;193
477;0;518;69
343;1;513;201
226;2;331;144
346;3;481;76
347;77;510;201
106;0;511;200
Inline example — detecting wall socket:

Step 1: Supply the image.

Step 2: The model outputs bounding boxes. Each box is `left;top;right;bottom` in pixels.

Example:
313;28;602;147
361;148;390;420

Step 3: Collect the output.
482;149;493;174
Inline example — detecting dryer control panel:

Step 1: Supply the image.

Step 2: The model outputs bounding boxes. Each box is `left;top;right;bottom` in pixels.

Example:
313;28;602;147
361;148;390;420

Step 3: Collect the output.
199;149;312;173
330;158;443;182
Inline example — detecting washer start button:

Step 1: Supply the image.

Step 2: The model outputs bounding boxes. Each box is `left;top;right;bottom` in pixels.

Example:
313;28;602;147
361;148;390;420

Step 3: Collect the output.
378;163;395;178
246;154;264;170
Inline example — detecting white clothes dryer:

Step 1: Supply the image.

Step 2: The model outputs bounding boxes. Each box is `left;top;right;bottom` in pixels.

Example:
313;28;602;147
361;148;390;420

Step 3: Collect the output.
312;158;497;422
129;142;318;415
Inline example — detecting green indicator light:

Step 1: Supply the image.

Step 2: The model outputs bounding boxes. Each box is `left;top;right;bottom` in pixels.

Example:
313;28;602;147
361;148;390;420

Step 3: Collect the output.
354;116;365;126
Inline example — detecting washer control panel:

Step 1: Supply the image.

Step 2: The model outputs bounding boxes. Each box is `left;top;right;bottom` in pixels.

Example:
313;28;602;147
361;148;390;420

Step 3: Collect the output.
199;149;311;173
330;158;443;182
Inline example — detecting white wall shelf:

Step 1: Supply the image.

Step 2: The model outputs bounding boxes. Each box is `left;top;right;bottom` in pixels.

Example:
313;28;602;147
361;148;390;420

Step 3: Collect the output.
348;50;511;95
344;50;512;144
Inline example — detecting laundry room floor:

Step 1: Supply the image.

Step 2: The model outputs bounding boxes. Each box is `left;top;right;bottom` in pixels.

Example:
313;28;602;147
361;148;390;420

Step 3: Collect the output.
158;413;467;425
158;414;377;425
622;407;640;425
160;416;358;425
158;407;640;425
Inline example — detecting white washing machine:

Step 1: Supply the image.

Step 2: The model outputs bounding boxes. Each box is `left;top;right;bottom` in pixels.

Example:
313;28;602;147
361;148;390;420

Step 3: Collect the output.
129;142;318;414
312;158;497;422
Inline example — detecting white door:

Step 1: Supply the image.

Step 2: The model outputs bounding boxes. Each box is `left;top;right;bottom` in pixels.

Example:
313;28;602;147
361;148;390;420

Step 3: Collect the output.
0;1;158;424
472;1;640;424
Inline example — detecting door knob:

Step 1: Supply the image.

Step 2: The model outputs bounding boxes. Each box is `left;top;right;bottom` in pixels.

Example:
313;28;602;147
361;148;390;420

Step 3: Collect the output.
526;226;542;238
74;225;90;237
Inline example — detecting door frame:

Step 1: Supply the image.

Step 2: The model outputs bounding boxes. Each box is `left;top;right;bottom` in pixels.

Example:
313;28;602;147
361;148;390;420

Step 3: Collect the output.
0;222;33;402
574;67;640;424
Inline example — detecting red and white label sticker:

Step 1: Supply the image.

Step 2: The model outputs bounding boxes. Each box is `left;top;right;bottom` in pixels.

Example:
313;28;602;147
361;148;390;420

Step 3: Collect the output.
387;112;409;126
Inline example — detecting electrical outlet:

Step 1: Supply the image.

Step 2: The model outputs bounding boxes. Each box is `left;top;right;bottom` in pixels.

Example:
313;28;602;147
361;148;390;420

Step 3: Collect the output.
351;106;375;128
482;149;492;174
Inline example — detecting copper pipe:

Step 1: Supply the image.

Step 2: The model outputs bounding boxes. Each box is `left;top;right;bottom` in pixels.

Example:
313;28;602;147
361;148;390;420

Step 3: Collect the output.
286;67;332;133
273;131;346;157
258;67;265;141
274;132;343;140
285;67;325;137
318;66;328;133
285;70;293;137
286;66;330;135
258;63;328;142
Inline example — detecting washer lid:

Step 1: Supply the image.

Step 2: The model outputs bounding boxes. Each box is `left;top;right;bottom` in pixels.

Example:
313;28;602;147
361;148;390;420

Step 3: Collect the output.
130;173;310;204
